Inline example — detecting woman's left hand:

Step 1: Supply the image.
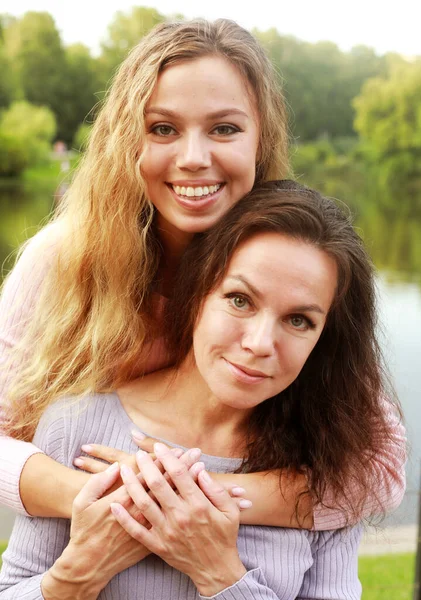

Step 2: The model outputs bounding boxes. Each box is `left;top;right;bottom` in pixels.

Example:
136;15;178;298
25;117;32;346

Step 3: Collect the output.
111;442;247;597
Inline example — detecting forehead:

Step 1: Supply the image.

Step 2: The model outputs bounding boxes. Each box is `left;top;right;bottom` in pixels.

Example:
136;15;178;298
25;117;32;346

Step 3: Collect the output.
147;55;257;116
224;232;338;308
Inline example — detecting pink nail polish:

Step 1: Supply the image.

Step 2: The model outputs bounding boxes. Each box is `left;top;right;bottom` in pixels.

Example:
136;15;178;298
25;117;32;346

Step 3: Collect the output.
120;464;132;478
200;470;212;483
239;499;253;509
154;442;168;455
81;445;92;453
110;502;121;515
106;461;120;473
231;486;246;496
73;458;84;467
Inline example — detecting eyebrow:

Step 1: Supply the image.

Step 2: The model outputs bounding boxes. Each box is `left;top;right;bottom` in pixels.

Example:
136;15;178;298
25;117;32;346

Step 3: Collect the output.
227;275;327;315
144;107;250;120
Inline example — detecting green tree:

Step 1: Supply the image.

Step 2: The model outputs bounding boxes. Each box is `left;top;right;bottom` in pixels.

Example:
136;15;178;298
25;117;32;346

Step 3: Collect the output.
255;29;386;141
3;12;66;137
353;60;421;200
0;100;56;168
0;14;18;107
60;44;101;144
98;6;166;85
354;60;421;156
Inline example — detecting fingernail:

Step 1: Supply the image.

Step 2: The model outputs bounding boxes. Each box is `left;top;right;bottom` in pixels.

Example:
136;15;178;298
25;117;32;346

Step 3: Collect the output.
120;464;132;478
171;448;184;458
110;502;122;515
106;461;120;473
231;486;246;496
154;442;168;455
200;470;212;483
131;430;146;441
137;449;148;459
239;499;253;509
73;458;84;467
187;447;202;461
190;461;205;476
81;445;93;453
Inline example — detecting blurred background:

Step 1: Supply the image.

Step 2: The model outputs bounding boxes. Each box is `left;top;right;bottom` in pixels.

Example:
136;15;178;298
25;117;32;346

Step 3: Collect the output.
0;2;420;597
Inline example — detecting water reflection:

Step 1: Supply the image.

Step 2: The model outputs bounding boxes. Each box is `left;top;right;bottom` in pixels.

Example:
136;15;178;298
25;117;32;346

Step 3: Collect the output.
0;181;55;276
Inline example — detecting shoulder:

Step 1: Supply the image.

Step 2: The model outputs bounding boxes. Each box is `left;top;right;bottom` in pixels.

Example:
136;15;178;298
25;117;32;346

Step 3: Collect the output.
33;392;121;458
1;222;64;298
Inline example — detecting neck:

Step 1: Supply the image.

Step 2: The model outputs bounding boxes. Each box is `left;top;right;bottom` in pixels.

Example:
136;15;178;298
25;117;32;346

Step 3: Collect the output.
155;219;194;297
119;356;251;457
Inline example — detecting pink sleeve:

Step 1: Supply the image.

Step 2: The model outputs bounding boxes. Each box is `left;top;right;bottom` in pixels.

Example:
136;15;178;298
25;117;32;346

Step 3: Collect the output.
0;227;57;515
313;400;407;530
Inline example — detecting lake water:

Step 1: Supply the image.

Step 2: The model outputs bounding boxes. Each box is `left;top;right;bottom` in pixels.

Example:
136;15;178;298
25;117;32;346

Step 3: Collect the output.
0;178;420;538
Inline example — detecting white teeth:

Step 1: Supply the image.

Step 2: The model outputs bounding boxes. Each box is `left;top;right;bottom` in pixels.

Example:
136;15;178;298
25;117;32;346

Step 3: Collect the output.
171;183;221;198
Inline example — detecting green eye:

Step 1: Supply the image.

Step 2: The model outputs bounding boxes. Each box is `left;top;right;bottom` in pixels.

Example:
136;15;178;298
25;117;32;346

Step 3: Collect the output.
152;125;175;136
232;296;247;309
291;316;304;327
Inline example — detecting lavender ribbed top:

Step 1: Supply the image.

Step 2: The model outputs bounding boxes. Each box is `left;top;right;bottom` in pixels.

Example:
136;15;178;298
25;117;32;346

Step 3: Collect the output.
0;392;362;599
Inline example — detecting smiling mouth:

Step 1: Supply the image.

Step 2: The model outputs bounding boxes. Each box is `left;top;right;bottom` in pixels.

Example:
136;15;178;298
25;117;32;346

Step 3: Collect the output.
169;183;223;199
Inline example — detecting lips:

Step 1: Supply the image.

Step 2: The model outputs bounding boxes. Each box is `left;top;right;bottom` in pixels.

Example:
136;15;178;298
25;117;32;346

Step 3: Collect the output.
229;362;269;378
223;358;270;384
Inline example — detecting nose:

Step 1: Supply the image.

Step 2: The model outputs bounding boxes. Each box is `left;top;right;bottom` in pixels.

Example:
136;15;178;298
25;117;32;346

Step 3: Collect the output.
241;314;277;357
175;131;211;171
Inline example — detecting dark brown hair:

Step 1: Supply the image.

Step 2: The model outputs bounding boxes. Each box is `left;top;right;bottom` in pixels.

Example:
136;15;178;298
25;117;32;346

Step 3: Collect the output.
166;180;402;523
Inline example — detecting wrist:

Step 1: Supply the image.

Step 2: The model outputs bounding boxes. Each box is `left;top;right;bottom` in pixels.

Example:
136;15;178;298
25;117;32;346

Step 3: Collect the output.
42;543;109;600
192;556;246;597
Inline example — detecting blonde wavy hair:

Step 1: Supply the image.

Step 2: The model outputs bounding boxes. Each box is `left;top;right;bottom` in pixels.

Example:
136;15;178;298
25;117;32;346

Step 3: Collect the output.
3;19;289;441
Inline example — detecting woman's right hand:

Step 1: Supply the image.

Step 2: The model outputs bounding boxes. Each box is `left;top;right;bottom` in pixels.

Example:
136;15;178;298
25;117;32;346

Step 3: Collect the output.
41;462;149;600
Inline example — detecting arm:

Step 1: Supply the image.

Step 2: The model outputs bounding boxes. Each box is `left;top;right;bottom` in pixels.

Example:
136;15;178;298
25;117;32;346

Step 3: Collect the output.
214;469;313;528
0;226;86;518
216;399;406;531
297;526;362;600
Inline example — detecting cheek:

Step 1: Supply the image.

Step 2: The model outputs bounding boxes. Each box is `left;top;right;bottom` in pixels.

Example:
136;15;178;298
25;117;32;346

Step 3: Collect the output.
194;310;241;356
140;144;171;184
279;338;319;377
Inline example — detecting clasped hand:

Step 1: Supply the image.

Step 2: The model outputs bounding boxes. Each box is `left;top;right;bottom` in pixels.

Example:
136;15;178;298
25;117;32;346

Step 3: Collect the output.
111;443;247;596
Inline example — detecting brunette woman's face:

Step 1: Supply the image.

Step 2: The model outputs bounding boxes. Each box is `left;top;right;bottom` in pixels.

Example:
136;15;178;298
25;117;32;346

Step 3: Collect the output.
142;55;260;251
192;232;338;412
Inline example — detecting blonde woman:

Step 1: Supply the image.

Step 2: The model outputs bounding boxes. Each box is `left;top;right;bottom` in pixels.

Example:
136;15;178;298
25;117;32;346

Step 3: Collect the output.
0;20;405;532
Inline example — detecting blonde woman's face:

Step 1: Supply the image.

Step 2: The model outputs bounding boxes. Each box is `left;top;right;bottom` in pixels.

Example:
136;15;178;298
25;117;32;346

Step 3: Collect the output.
142;55;260;253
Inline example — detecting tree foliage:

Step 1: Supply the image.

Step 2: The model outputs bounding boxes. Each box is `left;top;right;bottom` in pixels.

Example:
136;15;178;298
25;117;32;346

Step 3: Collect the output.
0;100;56;174
99;6;166;79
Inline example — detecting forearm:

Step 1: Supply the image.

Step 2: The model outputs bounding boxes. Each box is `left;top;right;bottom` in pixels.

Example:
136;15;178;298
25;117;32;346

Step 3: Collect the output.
214;470;313;529
41;546;107;600
20;453;89;518
197;568;280;599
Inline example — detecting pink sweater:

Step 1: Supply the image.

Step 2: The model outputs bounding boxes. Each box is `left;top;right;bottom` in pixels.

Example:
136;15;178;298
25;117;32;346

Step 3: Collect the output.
0;228;407;528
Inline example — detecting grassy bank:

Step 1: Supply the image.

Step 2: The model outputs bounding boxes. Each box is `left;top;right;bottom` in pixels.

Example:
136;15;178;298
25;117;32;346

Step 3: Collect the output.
0;542;416;597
